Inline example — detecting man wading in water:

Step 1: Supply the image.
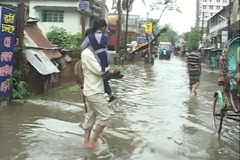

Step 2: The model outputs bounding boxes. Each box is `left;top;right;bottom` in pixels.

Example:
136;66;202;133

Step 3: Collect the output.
187;46;202;96
80;28;114;148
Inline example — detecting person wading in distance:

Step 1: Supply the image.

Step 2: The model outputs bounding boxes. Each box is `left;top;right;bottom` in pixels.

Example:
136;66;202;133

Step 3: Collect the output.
187;46;202;96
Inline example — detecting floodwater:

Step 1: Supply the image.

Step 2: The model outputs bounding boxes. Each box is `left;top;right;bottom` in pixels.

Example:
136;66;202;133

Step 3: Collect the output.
0;57;239;160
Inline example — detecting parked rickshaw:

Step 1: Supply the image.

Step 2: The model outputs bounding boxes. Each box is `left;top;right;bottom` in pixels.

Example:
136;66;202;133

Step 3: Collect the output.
213;35;240;133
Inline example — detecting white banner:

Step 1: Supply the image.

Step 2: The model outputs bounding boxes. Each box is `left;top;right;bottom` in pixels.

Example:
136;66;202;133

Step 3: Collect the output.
221;31;228;43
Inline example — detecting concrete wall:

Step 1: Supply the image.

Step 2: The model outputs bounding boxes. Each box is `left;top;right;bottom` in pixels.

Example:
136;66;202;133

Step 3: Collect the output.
29;0;91;35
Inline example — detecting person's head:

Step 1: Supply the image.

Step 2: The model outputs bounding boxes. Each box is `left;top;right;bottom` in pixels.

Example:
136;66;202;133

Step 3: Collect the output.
85;28;93;38
192;45;198;52
92;19;107;33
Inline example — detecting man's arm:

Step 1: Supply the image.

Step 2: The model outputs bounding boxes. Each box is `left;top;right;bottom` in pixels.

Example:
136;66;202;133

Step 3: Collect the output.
198;56;202;73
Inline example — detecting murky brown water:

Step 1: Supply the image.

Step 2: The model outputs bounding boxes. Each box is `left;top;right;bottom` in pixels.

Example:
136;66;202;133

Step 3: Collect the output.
0;57;239;160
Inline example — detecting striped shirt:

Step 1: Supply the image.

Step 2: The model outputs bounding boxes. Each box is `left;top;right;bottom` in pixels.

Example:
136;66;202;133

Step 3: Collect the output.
187;52;202;66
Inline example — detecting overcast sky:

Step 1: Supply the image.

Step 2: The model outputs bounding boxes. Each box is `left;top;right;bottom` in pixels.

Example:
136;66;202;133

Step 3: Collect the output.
106;0;197;33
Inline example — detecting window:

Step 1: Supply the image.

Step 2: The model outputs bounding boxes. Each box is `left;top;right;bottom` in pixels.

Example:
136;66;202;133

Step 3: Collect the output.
216;6;220;9
217;0;220;2
223;0;227;2
42;10;64;22
203;5;207;9
203;0;207;2
209;5;213;9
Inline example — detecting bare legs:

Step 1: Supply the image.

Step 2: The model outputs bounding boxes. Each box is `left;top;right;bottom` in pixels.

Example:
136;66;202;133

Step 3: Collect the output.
193;82;200;96
82;94;110;148
190;82;200;96
84;125;104;148
87;125;104;148
84;130;91;148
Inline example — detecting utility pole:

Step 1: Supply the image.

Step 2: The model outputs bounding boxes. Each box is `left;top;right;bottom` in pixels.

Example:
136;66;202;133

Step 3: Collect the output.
78;0;88;41
124;0;129;51
16;0;27;72
17;0;25;51
81;11;86;40
200;12;204;44
117;0;122;53
147;12;151;64
227;1;232;40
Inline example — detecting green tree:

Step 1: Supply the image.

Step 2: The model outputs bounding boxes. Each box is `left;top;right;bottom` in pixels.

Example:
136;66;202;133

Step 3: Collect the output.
185;25;201;51
154;23;179;46
46;27;81;50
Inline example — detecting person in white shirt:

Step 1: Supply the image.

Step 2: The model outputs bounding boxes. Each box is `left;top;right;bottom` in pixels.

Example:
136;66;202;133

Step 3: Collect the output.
81;28;114;148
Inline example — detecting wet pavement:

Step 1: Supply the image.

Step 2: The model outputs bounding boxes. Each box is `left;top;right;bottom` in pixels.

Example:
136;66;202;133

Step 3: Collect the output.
0;56;239;160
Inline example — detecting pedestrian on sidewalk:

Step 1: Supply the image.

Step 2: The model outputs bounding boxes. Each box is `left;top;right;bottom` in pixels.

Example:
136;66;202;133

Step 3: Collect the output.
211;54;217;71
187;46;202;96
219;54;223;70
80;28;114;148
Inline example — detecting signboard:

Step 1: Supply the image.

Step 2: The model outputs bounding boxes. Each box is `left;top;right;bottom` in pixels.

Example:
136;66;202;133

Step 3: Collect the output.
145;22;152;33
0;7;17;99
137;36;147;44
221;31;228;43
78;1;89;11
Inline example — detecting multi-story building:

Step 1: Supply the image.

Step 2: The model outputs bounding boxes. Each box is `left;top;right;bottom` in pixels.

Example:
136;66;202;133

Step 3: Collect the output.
196;0;200;25
107;13;140;50
206;0;239;48
0;0;108;35
196;0;230;38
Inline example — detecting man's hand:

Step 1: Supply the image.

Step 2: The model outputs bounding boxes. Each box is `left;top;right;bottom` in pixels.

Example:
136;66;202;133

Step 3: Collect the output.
109;70;115;74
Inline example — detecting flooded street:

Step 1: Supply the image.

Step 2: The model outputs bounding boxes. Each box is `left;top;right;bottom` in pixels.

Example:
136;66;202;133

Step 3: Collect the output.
0;57;239;160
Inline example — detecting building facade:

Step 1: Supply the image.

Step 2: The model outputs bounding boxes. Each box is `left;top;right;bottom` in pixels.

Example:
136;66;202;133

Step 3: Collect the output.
196;0;230;37
0;0;108;35
205;0;239;48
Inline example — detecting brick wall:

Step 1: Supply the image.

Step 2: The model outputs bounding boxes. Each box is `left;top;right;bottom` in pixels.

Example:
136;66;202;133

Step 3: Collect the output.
59;59;78;84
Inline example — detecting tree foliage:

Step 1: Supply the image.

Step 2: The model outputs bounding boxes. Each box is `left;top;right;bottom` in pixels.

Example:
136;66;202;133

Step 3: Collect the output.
46;27;82;50
122;0;146;12
150;0;181;13
9;70;28;99
185;25;201;51
151;23;179;46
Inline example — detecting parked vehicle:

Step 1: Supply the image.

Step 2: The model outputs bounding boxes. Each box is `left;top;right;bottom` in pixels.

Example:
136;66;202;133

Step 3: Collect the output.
213;35;240;133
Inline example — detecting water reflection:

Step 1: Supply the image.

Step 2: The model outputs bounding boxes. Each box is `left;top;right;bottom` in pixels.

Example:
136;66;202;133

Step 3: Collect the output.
0;57;239;160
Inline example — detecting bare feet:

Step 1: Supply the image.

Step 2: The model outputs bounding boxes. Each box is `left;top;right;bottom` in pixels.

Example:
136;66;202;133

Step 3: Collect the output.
193;89;197;96
86;142;99;148
83;143;88;148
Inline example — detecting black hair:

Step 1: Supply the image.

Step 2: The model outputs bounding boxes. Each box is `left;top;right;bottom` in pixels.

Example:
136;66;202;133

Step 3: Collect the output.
85;28;93;38
92;19;107;33
192;45;198;52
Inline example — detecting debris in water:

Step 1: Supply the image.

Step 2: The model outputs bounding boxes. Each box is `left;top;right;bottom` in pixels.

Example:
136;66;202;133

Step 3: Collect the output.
174;140;183;145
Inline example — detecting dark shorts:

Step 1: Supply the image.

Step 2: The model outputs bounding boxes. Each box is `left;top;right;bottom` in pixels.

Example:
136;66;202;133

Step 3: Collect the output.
189;66;200;85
